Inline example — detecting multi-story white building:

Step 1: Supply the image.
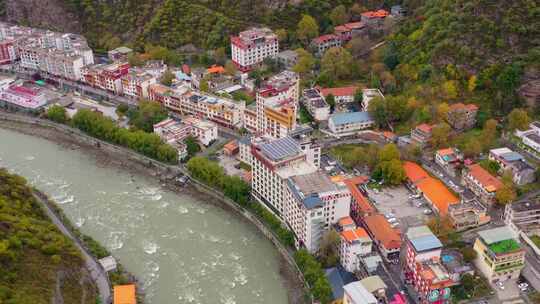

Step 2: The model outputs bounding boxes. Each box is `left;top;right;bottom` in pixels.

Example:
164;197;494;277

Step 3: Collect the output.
328;111;374;137
4;23;95;81
149;84;244;129
251;136;349;252
504;199;540;236
320;86;358;105
339;223;373;273
231;27;278;72
515;121;540;154
361;88;384;112
153;116;218;147
489;147;535;185
343;281;378;304
242;105;257;133
302;88;330;121
256;70;299;138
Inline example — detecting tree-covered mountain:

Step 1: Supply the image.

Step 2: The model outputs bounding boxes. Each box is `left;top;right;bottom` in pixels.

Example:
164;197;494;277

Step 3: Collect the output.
0;169;97;303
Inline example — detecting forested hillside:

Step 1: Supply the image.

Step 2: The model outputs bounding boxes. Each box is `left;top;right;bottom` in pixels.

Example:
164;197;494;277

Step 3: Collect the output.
382;0;539;114
0;169;97;303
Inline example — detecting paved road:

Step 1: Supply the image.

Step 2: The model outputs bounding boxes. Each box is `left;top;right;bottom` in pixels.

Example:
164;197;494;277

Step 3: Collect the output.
33;192;111;304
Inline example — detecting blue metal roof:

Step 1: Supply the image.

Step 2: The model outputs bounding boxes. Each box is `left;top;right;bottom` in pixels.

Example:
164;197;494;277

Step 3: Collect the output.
501;152;523;162
410;235;443;252
303;195;324;209
259;137;300;161
329;111;373;126
175;71;191;81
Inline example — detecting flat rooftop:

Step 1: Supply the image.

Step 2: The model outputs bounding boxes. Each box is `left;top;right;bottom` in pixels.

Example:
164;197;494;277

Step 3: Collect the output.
509;200;540;212
477;226;517;244
259;136;301;162
290;171;337;195
406;226;443;252
276;160;317;179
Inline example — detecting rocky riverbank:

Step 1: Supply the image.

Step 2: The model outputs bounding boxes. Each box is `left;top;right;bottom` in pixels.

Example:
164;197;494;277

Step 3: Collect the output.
0;115;307;304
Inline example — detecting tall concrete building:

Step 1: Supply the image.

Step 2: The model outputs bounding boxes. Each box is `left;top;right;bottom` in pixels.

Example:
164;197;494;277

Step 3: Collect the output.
231;27;278;72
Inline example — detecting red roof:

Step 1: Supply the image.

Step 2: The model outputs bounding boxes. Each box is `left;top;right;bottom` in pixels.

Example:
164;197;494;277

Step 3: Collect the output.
362;9;389;18
320;86;358;97
344;176;373;214
312;34;339;44
343;22;364;30
364;214;401;250
416;123;433;133
207;65;225;74
341;227;370;243
338;216;355;227
467;164;504;192
403;161;430;183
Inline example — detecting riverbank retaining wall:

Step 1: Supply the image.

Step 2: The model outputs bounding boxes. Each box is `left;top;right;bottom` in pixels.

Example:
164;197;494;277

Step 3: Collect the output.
0;111;310;303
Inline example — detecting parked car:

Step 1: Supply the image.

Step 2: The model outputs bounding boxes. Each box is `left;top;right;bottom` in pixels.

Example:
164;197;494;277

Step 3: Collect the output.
384;213;395;219
387;218;398;223
423;209;433;215
390;222;400;228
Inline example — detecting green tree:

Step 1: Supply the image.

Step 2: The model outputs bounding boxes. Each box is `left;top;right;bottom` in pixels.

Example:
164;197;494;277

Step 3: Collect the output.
160;69;175;86
128;100;168;132
379;143;400;162
507;108;530;131
184;136;201;157
321;47;354;81
224;60;237;76
329;5;348;25
293;48;315;75
46;105;67;123
275;28;288;44
319;229;340;267
481;119;498;151
479;160;501;175
297;15;319;45
496;185;517;205
431;123;451;149
375;159;406;185
325;94;335;112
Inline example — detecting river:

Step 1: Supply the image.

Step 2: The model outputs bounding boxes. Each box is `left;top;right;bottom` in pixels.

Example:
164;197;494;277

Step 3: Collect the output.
0;127;288;304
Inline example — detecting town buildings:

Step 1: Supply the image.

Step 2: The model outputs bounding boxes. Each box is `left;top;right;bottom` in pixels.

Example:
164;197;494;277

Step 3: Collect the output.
361;88;384;112
343;281;378;304
311;34;342;56
504;199;540;236
320;86;358;105
473;226;525;283
446;103;478;131
255;70;299;138
153;117;217;147
448;200;491;231
462;164;504;206
334;22;365;42
276;50;298;69
403;162;459;216
0;23;95;81
108;46;132;62
230;27;278;72
121;68;157;99
411;124;433;147
435;147;463;177
250;136;350;252
302;88;330;121
403;226;456;304
0;84;48;112
83;62;130;95
360;10;389;28
328;112;374;137
515;121;540;154
242;105;257;133
339;219;373;273
489;147;535;185
344;176;374;224
363;214;401;262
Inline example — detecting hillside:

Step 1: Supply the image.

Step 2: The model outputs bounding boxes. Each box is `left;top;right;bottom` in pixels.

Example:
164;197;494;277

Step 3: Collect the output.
382;0;539;114
0;169;97;304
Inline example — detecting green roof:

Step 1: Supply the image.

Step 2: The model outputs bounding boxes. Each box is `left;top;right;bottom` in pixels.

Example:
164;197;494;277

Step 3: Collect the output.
488;239;521;254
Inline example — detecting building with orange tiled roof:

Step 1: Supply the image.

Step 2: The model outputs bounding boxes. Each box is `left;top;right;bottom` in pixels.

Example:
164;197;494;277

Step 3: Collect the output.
114;284;136;304
435;147;463;177
334;22;366;42
311;34;342;56
411;123;434;147
344;176;374;224
403;161;459;216
338;216;356;231
462;164;504;205
361;10;389;27
363;214;401;262
339;225;372;272
320;86;358;104
447;103;478;131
